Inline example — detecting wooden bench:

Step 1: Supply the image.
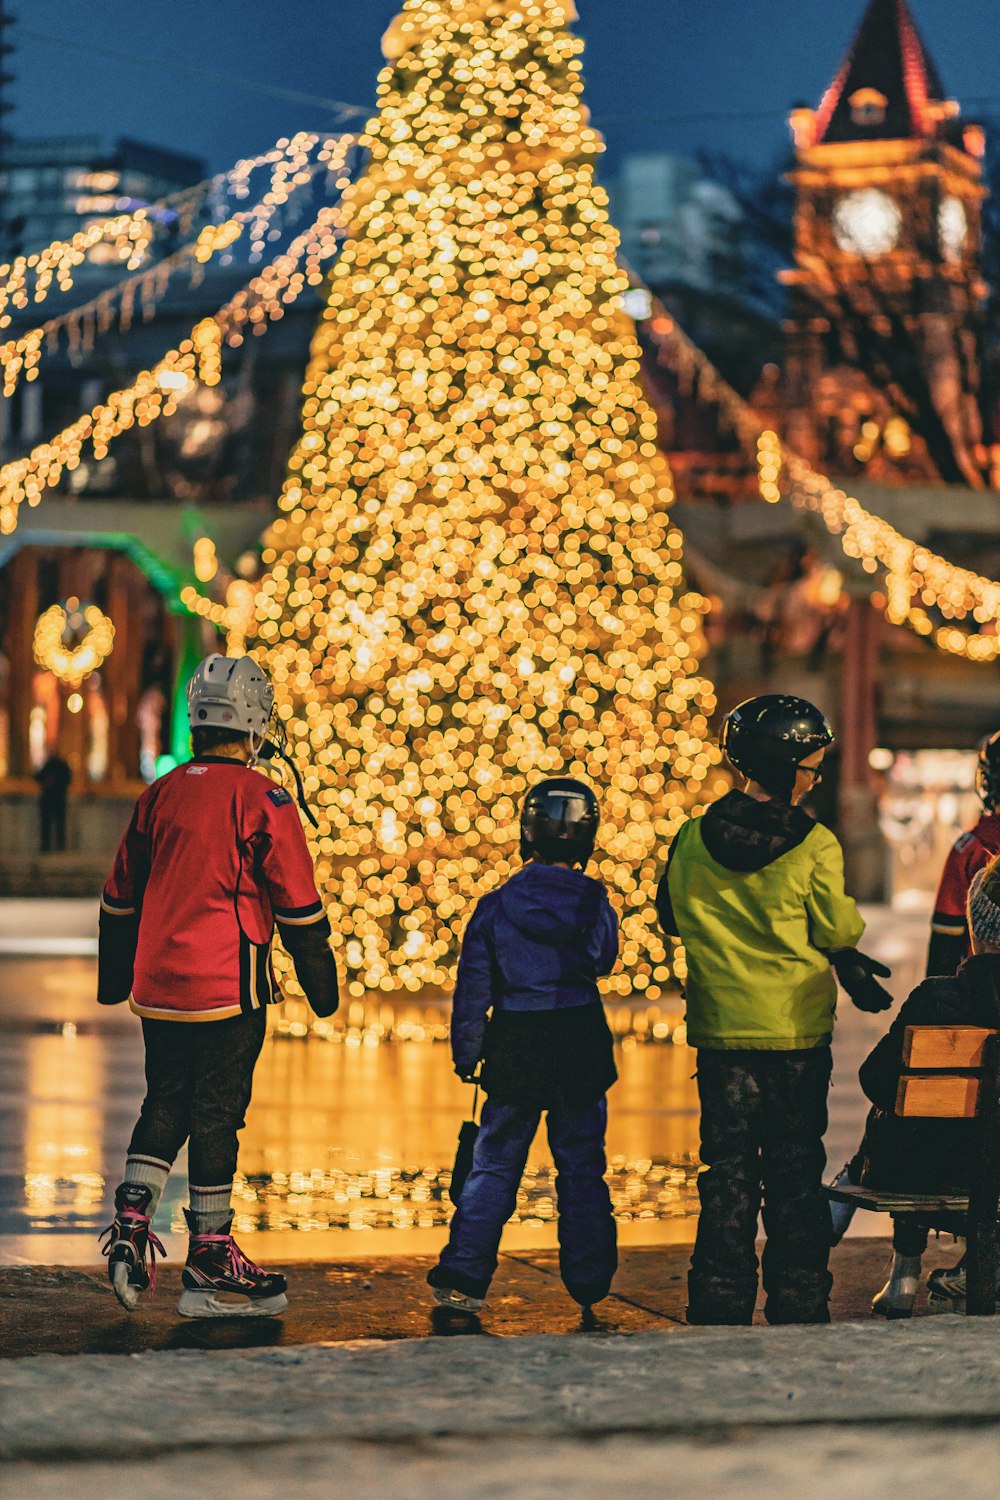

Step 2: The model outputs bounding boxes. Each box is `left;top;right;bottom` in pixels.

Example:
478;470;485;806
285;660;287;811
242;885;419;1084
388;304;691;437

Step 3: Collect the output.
825;1026;1000;1315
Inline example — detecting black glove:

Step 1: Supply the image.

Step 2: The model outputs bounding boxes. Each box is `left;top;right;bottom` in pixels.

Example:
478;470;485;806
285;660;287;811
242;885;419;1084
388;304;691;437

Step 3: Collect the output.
455;1066;479;1084
97;905;138;1006
277;916;340;1018
830;949;894;1013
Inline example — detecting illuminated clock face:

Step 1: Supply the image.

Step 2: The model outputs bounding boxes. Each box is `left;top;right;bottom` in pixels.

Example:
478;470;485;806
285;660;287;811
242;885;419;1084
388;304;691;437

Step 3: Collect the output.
939;196;968;261
832;188;901;257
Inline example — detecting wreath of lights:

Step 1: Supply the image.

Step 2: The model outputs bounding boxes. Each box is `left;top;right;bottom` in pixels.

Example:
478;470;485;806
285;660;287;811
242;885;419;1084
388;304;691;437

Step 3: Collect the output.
33;601;115;685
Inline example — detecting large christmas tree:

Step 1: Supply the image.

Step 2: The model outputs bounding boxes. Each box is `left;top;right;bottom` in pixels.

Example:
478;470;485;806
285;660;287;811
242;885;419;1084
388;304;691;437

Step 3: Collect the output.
258;0;720;1005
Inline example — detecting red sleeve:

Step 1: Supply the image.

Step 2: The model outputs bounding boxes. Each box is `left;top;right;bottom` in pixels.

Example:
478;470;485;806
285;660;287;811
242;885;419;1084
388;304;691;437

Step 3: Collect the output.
98;788;151;1006
254;783;339;1018
102;789;152;914
256;786;324;918
932;834;982;927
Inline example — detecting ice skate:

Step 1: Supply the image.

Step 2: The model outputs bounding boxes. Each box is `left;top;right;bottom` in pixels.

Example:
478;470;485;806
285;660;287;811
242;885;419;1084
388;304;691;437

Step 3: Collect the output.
871;1251;921;1319
177;1214;287;1318
431;1283;485;1314
100;1185;166;1312
927;1256;967;1314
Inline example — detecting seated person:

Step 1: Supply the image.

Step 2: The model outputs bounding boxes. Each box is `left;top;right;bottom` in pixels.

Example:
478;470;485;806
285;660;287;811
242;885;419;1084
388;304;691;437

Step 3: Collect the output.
852;859;1000;1317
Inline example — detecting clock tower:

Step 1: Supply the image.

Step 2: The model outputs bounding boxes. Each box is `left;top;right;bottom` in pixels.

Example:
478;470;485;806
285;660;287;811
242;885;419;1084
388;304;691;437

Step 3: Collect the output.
780;0;987;485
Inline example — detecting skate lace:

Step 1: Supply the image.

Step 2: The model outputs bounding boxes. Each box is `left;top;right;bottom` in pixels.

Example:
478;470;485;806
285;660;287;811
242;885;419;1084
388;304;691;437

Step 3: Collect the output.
99;1208;167;1289
194;1233;266;1284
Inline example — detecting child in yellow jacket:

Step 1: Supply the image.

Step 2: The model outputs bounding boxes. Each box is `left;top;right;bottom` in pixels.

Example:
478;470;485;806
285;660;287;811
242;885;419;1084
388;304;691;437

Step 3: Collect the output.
657;695;892;1326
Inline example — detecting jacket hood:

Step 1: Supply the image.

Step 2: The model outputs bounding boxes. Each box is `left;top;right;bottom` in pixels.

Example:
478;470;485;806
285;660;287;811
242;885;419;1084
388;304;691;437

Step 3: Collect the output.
701;789;815;874
956;953;1000;1019
498;863;604;946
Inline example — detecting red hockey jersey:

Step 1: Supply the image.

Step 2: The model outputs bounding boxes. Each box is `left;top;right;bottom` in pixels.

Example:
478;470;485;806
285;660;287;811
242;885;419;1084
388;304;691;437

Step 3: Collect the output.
101;757;328;1021
929;811;1000;969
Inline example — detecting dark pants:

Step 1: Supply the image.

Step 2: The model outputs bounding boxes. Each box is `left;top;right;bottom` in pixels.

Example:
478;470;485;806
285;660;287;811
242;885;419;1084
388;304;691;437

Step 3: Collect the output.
892;1218;930;1256
689;1046;833;1325
433;1096;617;1304
128;1011;267;1184
40;795;66;852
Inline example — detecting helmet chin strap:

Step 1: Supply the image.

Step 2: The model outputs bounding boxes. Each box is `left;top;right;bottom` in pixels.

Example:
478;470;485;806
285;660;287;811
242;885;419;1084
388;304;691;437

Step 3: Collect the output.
257;734;319;830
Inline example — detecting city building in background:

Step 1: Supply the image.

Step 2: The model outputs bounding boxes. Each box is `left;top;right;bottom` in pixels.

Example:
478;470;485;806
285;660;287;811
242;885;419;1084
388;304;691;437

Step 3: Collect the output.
613;153;744;299
638;0;1000;901
775;0;989;488
0;135;205;262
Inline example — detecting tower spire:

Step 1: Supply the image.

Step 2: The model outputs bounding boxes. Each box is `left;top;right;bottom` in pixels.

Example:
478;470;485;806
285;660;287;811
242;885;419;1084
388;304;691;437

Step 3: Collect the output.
806;0;956;147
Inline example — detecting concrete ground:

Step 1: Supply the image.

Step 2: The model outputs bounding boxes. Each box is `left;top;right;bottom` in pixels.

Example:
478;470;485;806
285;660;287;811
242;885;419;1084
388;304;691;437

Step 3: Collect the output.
5;1314;1000;1499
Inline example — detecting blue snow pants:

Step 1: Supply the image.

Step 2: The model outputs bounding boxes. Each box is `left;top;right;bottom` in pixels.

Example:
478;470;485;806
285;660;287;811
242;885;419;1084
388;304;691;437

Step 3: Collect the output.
434;1095;617;1304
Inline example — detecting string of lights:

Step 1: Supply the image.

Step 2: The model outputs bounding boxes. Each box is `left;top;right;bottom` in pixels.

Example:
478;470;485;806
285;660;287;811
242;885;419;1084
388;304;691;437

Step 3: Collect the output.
0;132;343;327
180;579;257;656
640;293;1000;660
0;133;356;399
258;0;723;1005
0;188;353;533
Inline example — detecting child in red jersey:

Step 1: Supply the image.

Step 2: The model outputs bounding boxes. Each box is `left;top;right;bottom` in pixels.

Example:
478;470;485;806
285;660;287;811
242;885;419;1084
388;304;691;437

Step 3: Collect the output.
98;655;338;1318
927;732;1000;976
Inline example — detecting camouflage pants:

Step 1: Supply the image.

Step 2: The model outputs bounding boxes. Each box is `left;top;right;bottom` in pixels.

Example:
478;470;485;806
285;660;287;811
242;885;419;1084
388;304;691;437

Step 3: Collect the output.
689;1046;833;1326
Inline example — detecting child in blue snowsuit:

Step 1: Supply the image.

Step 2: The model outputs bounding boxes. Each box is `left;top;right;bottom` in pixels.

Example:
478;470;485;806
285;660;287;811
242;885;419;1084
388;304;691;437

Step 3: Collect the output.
428;778;620;1313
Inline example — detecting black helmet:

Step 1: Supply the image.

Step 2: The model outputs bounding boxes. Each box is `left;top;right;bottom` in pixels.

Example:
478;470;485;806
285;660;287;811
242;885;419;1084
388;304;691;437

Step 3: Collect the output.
520;778;599;866
977;730;1000;809
722;694;834;802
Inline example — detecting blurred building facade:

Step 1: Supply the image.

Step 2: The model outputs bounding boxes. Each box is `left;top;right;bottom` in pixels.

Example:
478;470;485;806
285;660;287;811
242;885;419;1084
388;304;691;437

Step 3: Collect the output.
0;135;205;262
644;0;1000;903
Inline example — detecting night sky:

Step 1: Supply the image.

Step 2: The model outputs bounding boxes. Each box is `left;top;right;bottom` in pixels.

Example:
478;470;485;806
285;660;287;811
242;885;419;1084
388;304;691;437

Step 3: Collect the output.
12;1;1000;182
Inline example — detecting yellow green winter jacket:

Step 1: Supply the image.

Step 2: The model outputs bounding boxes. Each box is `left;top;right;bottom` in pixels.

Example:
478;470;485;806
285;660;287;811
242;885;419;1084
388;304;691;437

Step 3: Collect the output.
660;791;865;1050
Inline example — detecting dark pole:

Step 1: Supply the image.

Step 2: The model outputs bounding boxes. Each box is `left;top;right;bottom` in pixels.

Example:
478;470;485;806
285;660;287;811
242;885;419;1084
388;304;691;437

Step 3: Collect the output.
966;1030;1000;1315
0;3;14;263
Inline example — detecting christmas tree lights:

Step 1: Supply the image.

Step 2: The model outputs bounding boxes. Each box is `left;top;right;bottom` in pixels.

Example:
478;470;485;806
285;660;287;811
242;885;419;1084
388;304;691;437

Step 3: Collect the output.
258;0;722;1003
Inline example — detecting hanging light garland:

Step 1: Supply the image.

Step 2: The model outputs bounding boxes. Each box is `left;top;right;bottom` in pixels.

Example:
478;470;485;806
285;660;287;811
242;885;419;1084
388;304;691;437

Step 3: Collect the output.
181;578;257;656
0;133;345;327
640;290;1000;660
33;600;115;685
0;195;352;534
0;134;357;401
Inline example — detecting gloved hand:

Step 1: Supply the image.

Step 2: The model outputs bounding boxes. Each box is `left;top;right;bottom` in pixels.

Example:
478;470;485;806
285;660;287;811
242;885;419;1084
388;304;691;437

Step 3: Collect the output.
830;949;894;1013
454;1064;479;1084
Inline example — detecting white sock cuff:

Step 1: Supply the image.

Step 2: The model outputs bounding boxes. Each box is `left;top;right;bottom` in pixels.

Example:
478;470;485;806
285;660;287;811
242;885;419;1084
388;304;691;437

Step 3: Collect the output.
188;1182;234;1235
122;1155;171;1215
189;1183;233;1212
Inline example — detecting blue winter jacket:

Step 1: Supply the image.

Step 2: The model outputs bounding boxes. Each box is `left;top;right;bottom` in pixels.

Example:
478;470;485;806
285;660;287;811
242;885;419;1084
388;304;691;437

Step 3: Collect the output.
451;863;620;1075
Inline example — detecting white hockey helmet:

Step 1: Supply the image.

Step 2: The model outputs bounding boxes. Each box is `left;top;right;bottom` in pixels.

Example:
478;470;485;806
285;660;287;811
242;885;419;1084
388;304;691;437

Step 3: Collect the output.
187;654;274;737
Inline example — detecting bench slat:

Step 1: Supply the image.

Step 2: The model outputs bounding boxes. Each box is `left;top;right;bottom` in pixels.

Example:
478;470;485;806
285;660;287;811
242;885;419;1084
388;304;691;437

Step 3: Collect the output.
824;1183;969;1213
902;1026;997;1069
896;1073;980;1118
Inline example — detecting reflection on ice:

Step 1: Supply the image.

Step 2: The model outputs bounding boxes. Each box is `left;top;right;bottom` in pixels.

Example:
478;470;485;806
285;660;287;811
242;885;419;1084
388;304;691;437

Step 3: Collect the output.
203;1152;702;1237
